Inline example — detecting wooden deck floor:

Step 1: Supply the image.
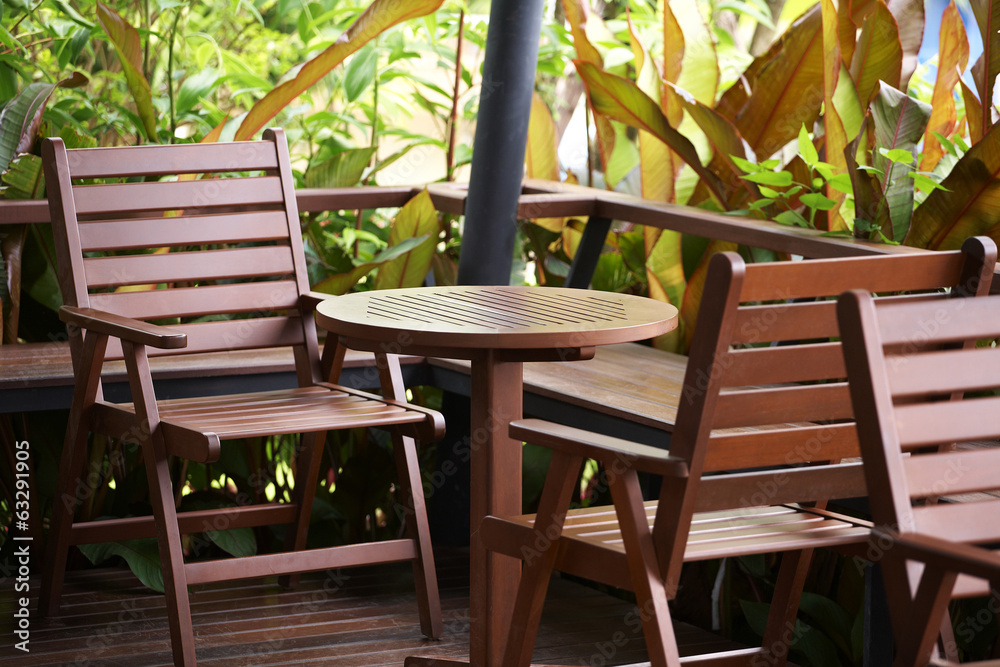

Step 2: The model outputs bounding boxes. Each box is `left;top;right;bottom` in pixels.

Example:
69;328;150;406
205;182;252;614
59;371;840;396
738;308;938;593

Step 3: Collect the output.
1;549;743;666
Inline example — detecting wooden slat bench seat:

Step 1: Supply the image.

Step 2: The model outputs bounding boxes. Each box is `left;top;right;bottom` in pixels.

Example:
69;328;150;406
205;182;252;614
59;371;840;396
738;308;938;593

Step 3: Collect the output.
0;342;428;413
428;343;687;446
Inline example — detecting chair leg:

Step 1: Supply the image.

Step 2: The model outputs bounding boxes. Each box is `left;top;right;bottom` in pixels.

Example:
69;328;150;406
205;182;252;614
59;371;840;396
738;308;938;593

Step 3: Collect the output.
609;469;682;667
392;430;443;639
501;450;583;667
759;549;813;667
937;609;958;663
38;418;91;617
40;330;109;618
893;567;957;667
142;438;197;666
375;351;442;639
280;430;327;589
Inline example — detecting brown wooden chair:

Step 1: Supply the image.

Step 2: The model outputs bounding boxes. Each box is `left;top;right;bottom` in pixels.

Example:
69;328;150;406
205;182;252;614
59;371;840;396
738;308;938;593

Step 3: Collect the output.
478;237;996;667
839;286;1000;667
38;129;444;666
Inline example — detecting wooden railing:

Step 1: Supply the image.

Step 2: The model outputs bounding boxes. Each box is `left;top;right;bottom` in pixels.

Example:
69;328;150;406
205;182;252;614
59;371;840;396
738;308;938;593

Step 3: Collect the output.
0;179;928;260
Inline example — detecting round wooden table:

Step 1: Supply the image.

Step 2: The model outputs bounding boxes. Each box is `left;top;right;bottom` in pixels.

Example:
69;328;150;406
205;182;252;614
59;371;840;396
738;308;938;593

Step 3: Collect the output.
316;285;678;666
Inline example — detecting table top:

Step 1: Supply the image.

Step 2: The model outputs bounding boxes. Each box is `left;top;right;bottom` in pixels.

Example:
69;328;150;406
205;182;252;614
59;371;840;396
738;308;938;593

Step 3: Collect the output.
316;285;678;351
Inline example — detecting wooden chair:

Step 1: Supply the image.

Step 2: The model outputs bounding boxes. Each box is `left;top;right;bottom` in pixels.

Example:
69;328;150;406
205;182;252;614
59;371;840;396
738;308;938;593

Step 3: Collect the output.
38;129;444;666
478;237;996;667
839;286;1000;667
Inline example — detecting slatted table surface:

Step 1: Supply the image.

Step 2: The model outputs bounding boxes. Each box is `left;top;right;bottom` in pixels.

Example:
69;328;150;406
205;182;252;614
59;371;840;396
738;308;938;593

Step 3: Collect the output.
0;551;745;666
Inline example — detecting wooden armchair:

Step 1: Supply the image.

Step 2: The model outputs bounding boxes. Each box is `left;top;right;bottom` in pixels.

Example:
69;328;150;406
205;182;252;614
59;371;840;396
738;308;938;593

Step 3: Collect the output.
839;287;1000;667
38;129;444;666
479;237;995;667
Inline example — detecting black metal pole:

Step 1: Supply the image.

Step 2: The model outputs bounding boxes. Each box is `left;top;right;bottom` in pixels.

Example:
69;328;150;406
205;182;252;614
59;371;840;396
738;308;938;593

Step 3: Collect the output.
457;0;545;285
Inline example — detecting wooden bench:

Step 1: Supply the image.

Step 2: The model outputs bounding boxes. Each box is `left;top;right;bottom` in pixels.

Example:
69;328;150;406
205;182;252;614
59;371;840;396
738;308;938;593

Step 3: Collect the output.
0;342;428;413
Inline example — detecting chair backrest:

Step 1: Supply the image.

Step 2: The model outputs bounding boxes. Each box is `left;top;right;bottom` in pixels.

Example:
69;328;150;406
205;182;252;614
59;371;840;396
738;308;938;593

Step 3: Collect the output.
651;237;997;586
839;286;1000;546
42;129;322;385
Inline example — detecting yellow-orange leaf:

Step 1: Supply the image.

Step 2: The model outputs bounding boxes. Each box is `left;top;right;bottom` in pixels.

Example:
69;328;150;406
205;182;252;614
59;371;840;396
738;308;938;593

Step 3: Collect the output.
850;0;903;106
235;0;442;141
921;0;969;171
822;0;848;231
525;92;565;233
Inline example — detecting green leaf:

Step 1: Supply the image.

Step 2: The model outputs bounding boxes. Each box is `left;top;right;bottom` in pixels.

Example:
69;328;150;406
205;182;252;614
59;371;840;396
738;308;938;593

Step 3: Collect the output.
67;27;92;68
908;172;950;193
1;153;42;198
798;124;819;165
0;64;15;103
52;0;96;27
741;170;793;186
871;82;931;241
374;190;440;290
176;68;219;116
575;61;728;205
906;121;1000;249
879;147;915;163
730;155;759;173
205;527;256;558
313;235;429;295
18;223;61;314
78;539;164;593
826;173;855;194
775;209;811;227
235;0;443;140
305;147;377;189
96;1;157;140
344;44;378;102
0;83;56;173
716;0;775;28
933;131;958;157
800;192;838;210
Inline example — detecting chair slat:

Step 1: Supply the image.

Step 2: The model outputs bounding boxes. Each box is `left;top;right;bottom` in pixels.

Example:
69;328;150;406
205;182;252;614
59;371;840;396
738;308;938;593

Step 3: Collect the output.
72;177;285;216
740;253;963;302
886;347;1000;398
729;301;838;344
103;317;305;359
89;281;301;321
66;141;279;179
695;463;867;512
713;383;852;428
84;246;295;288
912;500;1000;544
704;423;858;472
78;211;291;251
903;449;1000;498
894;397;1000;448
874;296;1000;346
721;342;845;386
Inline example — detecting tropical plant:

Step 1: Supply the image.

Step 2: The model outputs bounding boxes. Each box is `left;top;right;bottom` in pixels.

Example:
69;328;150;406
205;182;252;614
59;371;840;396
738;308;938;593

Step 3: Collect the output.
0;0;465;576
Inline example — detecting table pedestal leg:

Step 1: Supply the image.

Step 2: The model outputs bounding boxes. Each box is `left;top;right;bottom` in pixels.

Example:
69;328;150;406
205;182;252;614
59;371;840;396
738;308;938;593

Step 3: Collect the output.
470;351;523;667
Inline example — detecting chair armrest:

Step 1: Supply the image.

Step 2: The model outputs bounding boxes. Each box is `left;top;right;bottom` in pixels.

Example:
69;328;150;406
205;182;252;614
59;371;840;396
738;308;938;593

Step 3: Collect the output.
60;306;187;350
300;291;333;313
510;418;688;479
876;529;1000;583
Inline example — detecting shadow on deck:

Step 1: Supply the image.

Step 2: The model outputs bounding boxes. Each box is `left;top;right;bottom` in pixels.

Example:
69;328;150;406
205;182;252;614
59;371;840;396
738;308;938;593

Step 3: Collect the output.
1;549;745;666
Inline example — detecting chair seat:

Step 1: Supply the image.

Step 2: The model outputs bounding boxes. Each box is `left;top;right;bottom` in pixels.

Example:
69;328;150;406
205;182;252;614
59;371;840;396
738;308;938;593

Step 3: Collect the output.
483;502;871;591
92;384;438;460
